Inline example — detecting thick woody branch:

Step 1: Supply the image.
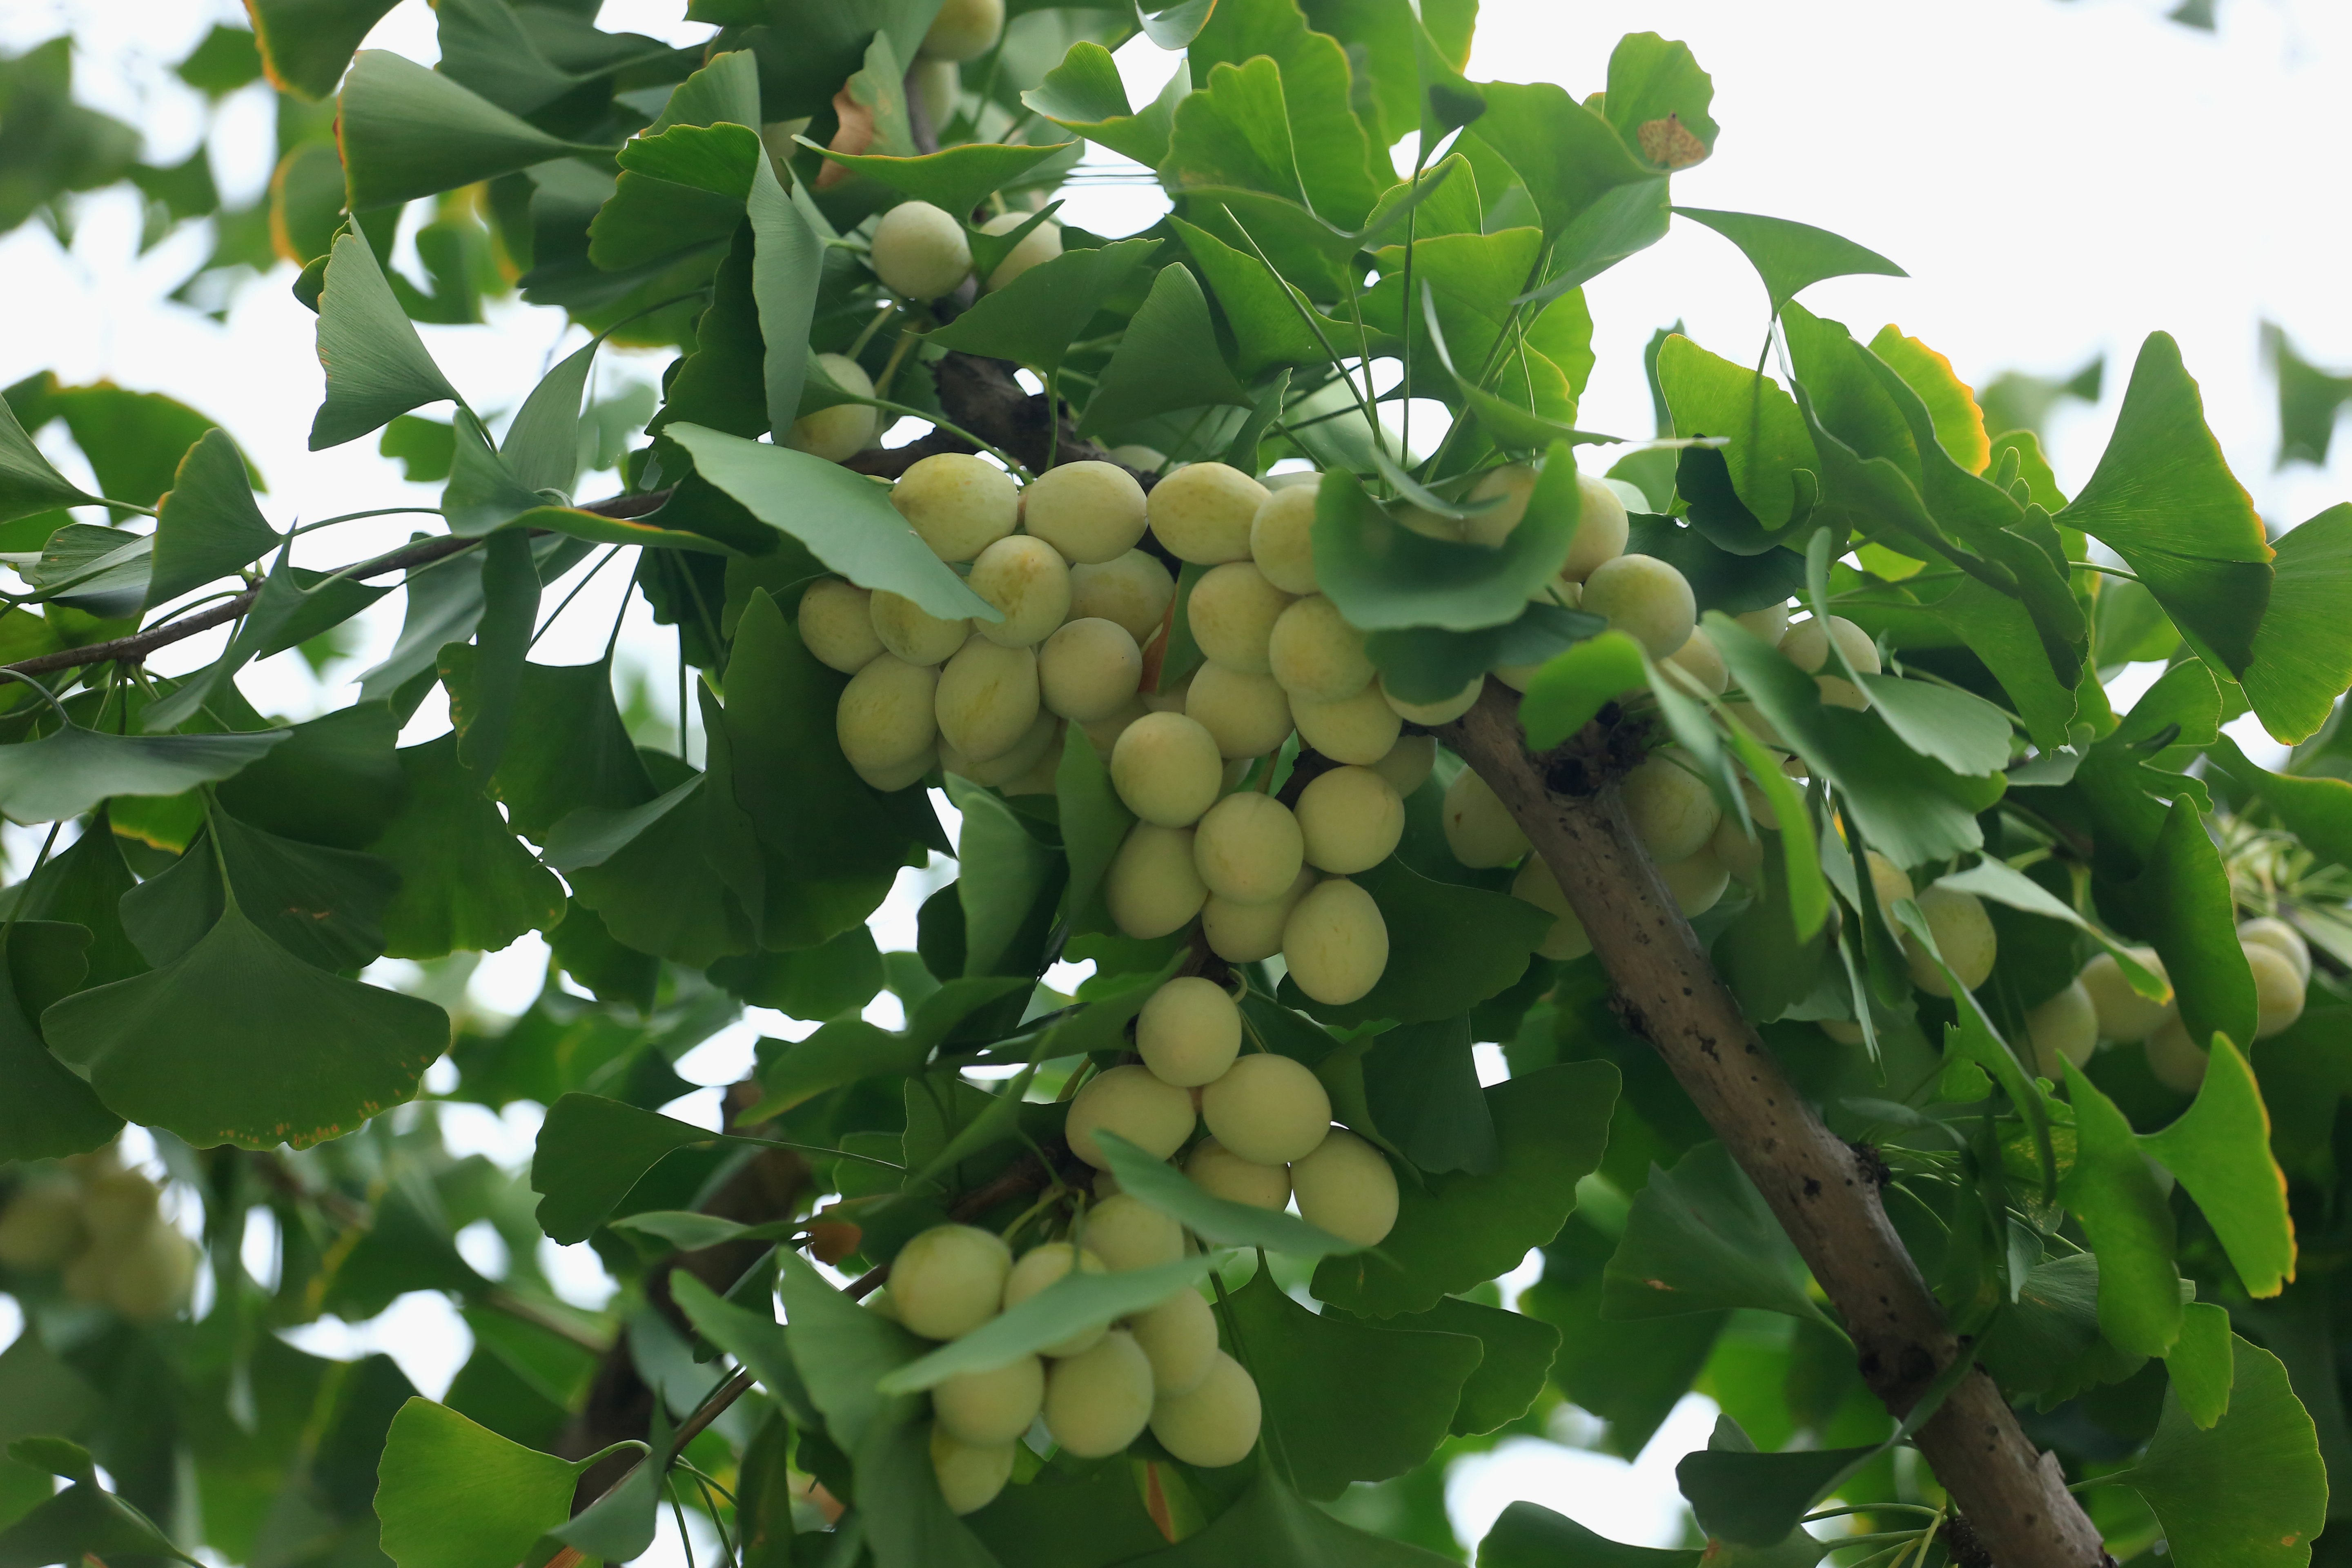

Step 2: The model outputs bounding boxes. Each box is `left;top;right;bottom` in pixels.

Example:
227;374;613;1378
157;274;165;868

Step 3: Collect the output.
1441;684;2107;1568
844;352;1159;491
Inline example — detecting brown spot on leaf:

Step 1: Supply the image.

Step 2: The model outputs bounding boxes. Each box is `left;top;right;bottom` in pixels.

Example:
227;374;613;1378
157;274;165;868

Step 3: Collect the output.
821;86;875;190
1637;114;1710;170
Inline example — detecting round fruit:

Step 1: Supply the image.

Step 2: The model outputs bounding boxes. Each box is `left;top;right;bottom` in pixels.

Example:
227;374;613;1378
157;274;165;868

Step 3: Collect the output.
1866;850;1915;915
1250;483;1320;594
1043;1330;1156;1457
2078;948;2171;1042
1111;711;1223;826
1068;550;1174;639
1137;977;1242;1087
893;453;1019;561
1186;664;1293;759
1780;615;1881;677
2247;941;2307;1039
871;200;972;300
1461;464;1537;548
103;1221;194;1322
1267;596;1373;702
1511;858;1590;961
969;535;1071;646
870;590;970;667
1292;685;1401;765
2025;980;2098;1078
1819;1019;1866;1045
1561;472;1631;581
2239;917;2312;984
1066;1065;1197;1169
1203;869;1313;963
930;1425;1015;1515
1903;886;1997;997
1203;1052;1333;1164
1023;461;1149;565
1185;1140;1290;1209
978;211;1060;290
1662;629;1728;696
1381;673;1483;726
944;710;1058;788
1296;765;1403;873
1127;1287;1217;1395
1622;752;1721;863
1443;767;1530;867
2145;1010;2207;1094
937;639;1040;762
932;1354;1045;1446
1149;1351;1261;1468
1189;563;1294;675
790;354;878;462
1711;811;1763;885
857;749;935;792
1657;846;1729;917
1003;1242;1110;1357
838;655;941;779
1193;792;1305;906
798;579;884;673
911;58;959;130
1105;823;1208;938
0;1181;87;1270
918;0;1004;61
1080;1194;1183;1271
1281;878;1389;1006
1734;603;1791;645
893;1224;1013;1340
1289;1129;1398;1246
1039;617;1143;722
1582;554;1696;658
1372;735;1436;798
1149;463;1268;564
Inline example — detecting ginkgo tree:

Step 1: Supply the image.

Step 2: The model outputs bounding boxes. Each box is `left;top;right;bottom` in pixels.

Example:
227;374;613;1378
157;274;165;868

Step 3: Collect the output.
1;2;2349;1567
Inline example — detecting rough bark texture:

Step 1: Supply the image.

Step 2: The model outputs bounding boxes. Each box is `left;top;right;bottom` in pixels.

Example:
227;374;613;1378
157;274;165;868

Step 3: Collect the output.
1441;683;2108;1568
844;351;1160;492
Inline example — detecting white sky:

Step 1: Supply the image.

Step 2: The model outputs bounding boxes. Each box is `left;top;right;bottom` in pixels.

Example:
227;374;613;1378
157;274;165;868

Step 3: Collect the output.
2;0;2346;1554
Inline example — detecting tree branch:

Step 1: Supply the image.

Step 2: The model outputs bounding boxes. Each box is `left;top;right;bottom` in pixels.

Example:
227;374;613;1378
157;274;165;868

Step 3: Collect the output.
1440;683;2107;1568
845;352;1159;491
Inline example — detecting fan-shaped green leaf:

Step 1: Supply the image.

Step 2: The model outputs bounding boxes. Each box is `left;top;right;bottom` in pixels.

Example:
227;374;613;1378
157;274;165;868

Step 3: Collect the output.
1078;263;1252;434
247;0;399;100
309;225;465;450
338;49;596;211
0;923;118;1162
145;428;277;606
1673;208;1904;316
2123;1336;2325;1568
925;237;1157;376
1095;1130;1361;1256
2241;503;2352;744
0;724;289;825
375;1399;580;1568
1024;42;1185;165
2140;1036;2295;1298
2058;1062;2183;1359
1602;1143;1824;1325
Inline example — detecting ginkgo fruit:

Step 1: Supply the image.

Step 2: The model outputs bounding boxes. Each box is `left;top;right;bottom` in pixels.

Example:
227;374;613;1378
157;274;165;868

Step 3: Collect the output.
1443;766;1530;868
2239;917;2312;984
1039;617;1143;722
1003;1242;1109;1357
893;452;1018;561
1066;1065;1197;1169
918;0;1003;60
1903;886;1997;996
969;535;1071;645
1734;603;1791;645
2246;941;2306;1038
937;638;1040;762
1250;483;1320;594
1461;463;1538;548
1186;663;1293;758
1865;850;1915;915
1511;858;1590;961
1381;673;1483;726
1657;846;1729;917
1136;977;1241;1087
1295;765;1404;873
1067;551;1175;645
0;1180;85;1270
1127;1287;1216;1395
1185;1140;1290;1209
1149;1350;1262;1468
1079;1195;1183;1272
798;579;884;673
869;590;970;667
1105;824;1207;938
837;655;941;782
1111;712;1223;826
1149;462;1268;563
2078;948;2170;1042
2144;1010;2207;1094
1662;628;1728;696
1189;562;1294;675
1192;792;1305;906
930;1424;1015;1515
1281;877;1389;1006
892;1224;1013;1340
931;1354;1045;1446
870;200;972;300
1561;472;1631;581
1288;1128;1398;1246
1294;682;1401;763
1622;752;1721;863
1372;734;1436;798
2025;980;2098;1078
790;353;878;462
1267;595;1374;702
1202;868;1313;963
1043;1330;1156;1457
943;709;1057;789
1203;1053;1333;1165
1710;811;1763;885
1582;554;1697;658
1780;615;1880;677
1022;460;1148;565
977;211;1060;290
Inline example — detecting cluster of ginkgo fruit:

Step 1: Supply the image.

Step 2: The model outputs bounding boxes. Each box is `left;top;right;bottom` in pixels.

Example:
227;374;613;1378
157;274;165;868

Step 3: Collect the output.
0;1149;196;1322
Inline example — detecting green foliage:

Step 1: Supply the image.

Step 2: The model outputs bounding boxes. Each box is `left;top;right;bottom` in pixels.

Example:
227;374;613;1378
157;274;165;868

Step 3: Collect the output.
374;1400;581;1568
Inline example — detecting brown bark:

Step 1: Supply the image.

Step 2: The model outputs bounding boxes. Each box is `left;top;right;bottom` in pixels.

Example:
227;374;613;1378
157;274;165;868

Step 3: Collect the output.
1440;683;2107;1568
843;351;1160;493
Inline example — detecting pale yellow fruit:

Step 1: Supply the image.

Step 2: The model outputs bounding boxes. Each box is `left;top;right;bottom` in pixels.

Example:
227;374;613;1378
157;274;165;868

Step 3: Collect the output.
1150;1351;1261;1468
918;0;1003;60
1044;1330;1156;1457
1289;1128;1397;1246
1066;1064;1197;1170
1741;777;1781;831
78;1164;158;1239
790;354;879;462
1658;846;1729;917
105;1227;194;1322
970;535;1071;646
1105;823;1208;938
1039;617;1143;722
1186;663;1293;759
1816;674;1871;711
1819;1019;1866;1045
0;1181;87;1270
870;590;970;667
1082;1194;1183;1272
1780;615;1882;677
1128;1287;1217;1395
1267;596;1374;702
893;1224;1013;1340
911;58;958;131
798;579;884;673
932;1354;1045;1446
1193;792;1305;906
1203;1052;1333;1164
1511;858;1591;961
937;638;1039;762
1003;1242;1109;1357
1111;711;1223;826
1711;811;1763;885
1189;563;1294;675
1724;702;1785;752
1069;549;1174;639
1282;878;1389;1006
1292;685;1401;765
2145;1010;2207;1094
1137;977;1242;1087
1109;444;1166;472
1734;603;1791;646
2247;942;2307;1040
978;210;1061;290
857;748;936;792
1203;869;1313;963
1001;738;1062;796
1443;766;1530;868
1185;1140;1290;1209
1024;461;1149;565
940;709;1056;786
871;200;972;299
1490;662;1540;693
1583;554;1696;659
2025;980;2099;1078
1622;753;1720;863
1080;697;1149;759
1462;463;1538;548
839;655;940;776
1296;765;1403;874
1141;669;1193;713
1371;734;1436;799
1561;472;1631;581
1902;886;1996;997
2240;917;2312;984
2079;948;2171;1043
930;1425;1015;1515
1149;462;1268;564
1381;673;1483;726
1662;628;1728;697
1250;482;1321;594
893;452;1019;562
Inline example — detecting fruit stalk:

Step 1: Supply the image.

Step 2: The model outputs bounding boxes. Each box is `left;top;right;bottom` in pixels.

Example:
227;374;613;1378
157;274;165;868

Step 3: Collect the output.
1440;682;2106;1568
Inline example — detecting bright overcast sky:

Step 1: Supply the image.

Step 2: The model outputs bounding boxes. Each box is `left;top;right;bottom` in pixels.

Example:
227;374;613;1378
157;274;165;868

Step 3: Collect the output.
2;0;2348;1552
